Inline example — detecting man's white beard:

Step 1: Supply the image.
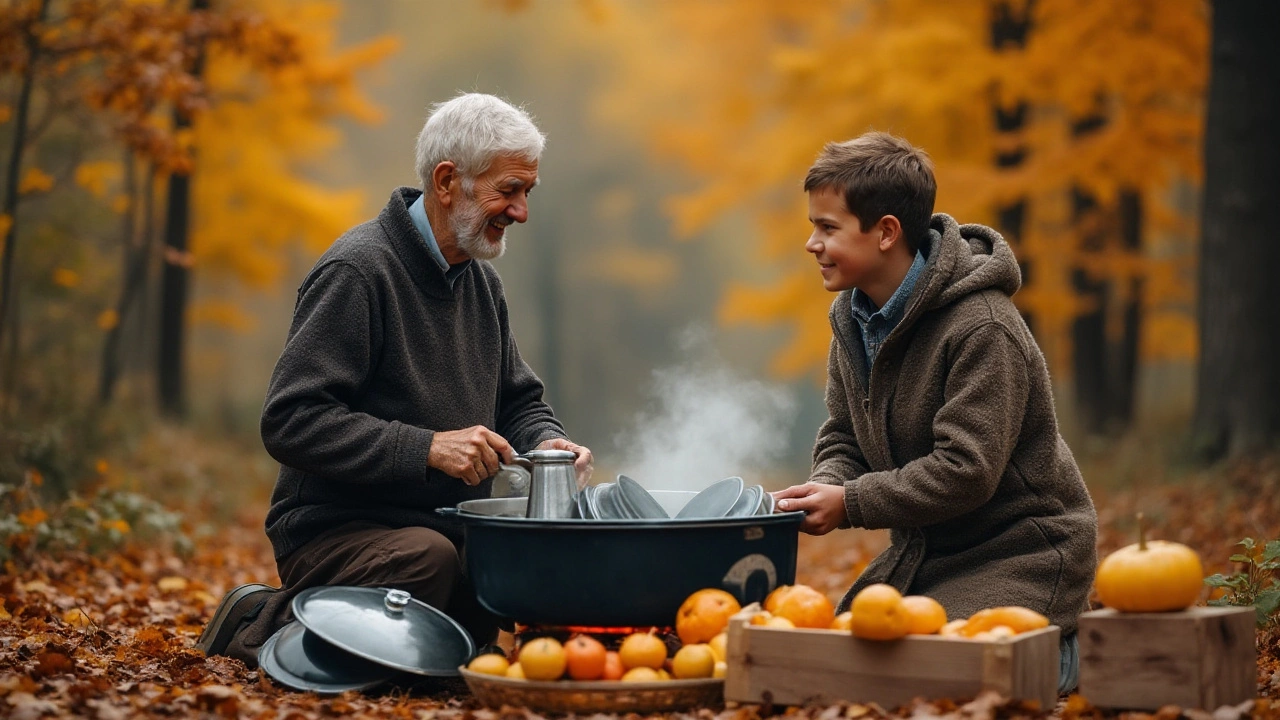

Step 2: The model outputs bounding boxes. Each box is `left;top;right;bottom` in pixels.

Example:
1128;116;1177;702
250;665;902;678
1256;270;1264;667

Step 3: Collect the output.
451;196;506;261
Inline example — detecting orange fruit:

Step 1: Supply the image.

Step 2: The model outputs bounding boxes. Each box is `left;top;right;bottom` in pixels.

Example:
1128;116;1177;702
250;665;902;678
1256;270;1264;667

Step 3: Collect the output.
765;615;795;628
671;644;716;679
764;585;793;613
830;611;853;631
518;637;567;680
467;653;510;676
675;588;742;645
621;666;661;682
564;634;607;680
602;650;624;680
713;660;727;678
749;611;772;625
901;595;948;635
708;632;728;661
958;607;1049;637
848;583;910;641
506;662;525;679
618;632;667;670
772;584;836;629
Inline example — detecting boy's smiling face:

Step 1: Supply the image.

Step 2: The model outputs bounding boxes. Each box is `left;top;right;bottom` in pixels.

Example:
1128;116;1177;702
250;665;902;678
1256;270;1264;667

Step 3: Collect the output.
805;187;887;293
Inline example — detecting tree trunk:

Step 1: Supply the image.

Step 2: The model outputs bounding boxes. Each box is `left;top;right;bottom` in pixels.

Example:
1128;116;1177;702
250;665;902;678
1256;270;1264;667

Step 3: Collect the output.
1070;186;1142;433
156;0;210;418
0;0;51;403
1193;0;1280;459
99;153;144;403
990;1;1032;334
1108;190;1142;426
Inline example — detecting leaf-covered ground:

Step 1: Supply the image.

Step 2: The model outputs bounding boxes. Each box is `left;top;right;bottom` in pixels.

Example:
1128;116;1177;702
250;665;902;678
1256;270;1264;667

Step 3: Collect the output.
4;458;1280;720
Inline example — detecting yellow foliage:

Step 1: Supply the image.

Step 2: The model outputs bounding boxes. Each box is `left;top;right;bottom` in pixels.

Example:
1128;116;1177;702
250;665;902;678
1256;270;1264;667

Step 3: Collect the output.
192;0;397;295
0;105;10;123
52;268;80;288
595;0;1207;379
101;519;131;533
19;167;54;194
19;508;48;527
74;161;123;199
97;309;120;330
190;299;256;332
0;213;12;240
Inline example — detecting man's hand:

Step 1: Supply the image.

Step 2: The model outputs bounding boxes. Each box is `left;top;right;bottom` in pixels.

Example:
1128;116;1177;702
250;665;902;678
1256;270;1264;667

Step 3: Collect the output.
772;482;848;535
429;426;515;486
536;438;594;488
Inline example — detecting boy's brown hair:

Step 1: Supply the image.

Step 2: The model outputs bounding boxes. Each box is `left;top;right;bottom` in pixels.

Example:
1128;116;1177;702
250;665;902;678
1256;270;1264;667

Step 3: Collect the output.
803;132;937;254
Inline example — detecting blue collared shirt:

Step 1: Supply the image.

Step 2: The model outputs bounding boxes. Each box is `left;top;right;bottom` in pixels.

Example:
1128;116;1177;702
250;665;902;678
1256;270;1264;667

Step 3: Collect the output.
408;194;471;288
851;248;927;380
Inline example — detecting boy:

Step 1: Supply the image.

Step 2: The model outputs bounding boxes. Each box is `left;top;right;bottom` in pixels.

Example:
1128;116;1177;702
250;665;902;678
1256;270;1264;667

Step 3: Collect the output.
772;132;1097;691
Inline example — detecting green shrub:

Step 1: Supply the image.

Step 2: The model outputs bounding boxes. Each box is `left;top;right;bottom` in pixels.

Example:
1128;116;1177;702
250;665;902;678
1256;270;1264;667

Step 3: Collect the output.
1204;538;1280;627
0;471;189;565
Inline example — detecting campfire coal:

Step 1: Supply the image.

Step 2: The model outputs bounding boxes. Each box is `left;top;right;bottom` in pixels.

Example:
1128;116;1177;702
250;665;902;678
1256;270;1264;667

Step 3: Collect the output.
512;624;682;655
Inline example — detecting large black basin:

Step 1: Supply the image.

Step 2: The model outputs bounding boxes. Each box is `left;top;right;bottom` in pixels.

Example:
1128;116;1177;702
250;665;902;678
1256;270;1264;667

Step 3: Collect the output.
439;492;802;627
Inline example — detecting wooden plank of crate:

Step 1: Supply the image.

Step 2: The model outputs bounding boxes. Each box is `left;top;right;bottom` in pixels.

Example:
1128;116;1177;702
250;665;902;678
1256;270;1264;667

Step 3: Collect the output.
990;627;1061;708
1078;606;1255;710
725;606;1059;709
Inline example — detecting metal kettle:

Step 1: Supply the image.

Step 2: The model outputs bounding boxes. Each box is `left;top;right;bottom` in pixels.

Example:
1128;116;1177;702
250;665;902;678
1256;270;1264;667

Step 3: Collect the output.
495;449;578;519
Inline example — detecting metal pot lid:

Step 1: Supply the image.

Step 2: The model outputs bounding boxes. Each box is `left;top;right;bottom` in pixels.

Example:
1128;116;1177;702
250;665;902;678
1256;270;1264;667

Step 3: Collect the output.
291;586;476;677
522;448;576;463
259;620;398;694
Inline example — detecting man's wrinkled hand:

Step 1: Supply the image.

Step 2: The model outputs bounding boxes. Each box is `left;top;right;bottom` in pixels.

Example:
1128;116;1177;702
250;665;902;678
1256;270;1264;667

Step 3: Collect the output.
771;482;847;535
429;426;515;486
536;438;594;488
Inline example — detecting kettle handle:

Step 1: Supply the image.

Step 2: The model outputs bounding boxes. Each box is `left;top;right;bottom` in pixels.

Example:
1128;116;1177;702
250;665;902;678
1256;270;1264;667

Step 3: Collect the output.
507;456;534;473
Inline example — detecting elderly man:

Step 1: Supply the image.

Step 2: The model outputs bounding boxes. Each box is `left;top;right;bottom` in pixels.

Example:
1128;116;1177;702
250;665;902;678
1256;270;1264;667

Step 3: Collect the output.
196;93;593;667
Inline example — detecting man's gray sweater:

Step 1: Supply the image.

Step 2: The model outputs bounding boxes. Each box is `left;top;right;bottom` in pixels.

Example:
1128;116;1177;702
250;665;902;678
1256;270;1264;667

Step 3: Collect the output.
261;188;566;561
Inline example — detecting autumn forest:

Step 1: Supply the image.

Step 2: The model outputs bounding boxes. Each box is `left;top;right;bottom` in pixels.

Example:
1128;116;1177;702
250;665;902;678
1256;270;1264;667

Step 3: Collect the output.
1;0;1279;717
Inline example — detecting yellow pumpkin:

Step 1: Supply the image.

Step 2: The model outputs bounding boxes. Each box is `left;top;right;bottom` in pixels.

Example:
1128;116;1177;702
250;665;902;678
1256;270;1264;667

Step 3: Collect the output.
1095;513;1204;612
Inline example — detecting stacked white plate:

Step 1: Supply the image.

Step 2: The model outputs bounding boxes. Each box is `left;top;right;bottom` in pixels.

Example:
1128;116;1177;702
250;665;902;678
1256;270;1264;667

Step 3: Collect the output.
574;475;774;520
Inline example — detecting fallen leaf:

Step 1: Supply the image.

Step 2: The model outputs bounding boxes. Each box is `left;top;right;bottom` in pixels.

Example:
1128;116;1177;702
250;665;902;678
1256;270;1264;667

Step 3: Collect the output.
156;577;188;593
62;609;92;628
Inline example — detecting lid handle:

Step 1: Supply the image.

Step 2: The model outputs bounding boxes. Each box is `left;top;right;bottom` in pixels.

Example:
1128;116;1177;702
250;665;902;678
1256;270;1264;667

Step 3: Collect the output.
384;588;411;613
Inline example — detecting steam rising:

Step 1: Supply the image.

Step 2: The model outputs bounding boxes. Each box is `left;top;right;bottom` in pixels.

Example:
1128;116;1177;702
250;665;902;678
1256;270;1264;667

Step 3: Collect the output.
612;328;797;491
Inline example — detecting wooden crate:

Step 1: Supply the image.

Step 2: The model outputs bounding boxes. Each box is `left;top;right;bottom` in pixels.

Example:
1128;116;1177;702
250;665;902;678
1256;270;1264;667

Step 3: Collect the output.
724;604;1061;710
1078;606;1255;710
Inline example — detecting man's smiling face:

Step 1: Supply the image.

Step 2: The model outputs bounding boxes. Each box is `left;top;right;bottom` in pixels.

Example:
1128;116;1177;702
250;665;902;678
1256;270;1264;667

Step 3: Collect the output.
452;155;539;261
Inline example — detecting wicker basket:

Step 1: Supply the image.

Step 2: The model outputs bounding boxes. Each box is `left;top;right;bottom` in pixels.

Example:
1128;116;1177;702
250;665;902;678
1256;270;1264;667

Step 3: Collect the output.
459;668;724;714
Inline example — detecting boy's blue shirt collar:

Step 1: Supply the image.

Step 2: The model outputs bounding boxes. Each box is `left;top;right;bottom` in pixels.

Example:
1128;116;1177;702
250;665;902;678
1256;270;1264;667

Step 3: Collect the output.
408;194;470;286
851;249;927;326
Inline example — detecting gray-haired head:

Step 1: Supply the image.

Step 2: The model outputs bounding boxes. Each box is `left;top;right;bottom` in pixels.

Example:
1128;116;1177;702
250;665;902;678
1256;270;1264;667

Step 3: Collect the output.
414;93;546;192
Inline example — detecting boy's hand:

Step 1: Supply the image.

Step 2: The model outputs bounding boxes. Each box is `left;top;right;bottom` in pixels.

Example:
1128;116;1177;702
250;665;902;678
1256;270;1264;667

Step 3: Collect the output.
772;483;848;535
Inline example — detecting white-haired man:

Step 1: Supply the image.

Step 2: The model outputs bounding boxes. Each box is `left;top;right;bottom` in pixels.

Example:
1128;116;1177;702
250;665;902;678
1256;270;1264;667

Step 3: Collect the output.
196;93;593;666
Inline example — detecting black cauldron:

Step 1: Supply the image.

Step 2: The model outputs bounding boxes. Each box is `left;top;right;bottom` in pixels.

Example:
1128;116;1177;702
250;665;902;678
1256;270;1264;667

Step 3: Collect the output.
438;492;803;627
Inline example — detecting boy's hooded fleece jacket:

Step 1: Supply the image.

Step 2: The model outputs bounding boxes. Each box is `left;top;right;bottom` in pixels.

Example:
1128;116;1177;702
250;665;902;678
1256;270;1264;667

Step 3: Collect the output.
815;213;1098;635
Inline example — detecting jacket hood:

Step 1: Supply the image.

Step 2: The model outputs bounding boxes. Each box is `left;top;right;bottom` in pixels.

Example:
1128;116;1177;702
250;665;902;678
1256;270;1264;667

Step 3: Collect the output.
918;213;1021;310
